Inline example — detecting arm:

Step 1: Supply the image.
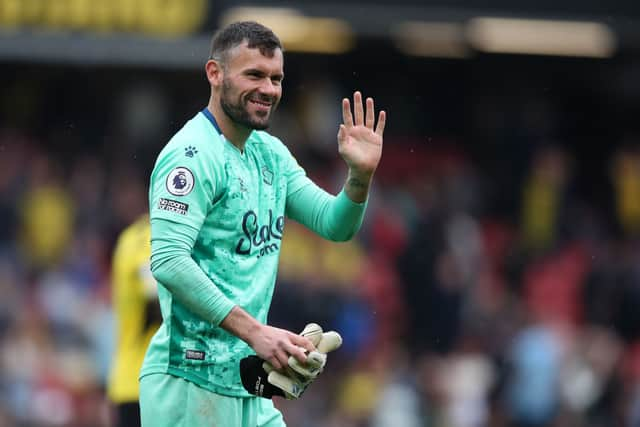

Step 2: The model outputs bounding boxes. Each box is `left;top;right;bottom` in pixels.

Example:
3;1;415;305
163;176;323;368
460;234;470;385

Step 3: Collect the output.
150;218;236;325
285;91;385;240
286;182;366;242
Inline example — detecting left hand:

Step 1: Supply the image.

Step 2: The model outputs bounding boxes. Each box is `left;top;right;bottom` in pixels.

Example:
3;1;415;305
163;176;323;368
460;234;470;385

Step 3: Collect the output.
338;91;386;177
262;324;343;399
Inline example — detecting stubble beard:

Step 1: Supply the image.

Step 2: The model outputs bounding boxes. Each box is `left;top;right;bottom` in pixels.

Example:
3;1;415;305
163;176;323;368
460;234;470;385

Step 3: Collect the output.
220;78;277;131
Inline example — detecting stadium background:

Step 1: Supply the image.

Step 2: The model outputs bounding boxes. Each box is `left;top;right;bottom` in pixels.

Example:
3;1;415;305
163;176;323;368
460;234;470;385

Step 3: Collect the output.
3;0;640;426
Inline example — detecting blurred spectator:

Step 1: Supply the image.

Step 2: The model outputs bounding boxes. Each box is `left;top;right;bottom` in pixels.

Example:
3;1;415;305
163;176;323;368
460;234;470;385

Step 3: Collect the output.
611;145;640;238
18;151;74;273
107;214;160;427
503;318;563;427
520;145;572;253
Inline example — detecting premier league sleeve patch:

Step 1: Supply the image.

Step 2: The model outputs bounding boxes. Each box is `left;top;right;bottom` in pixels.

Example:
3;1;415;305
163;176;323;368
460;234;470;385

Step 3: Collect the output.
166;166;195;196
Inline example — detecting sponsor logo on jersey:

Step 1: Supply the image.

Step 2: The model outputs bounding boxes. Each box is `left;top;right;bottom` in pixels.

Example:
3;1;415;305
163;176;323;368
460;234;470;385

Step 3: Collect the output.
235;209;285;258
166;166;194;196
158;198;189;215
185;349;205;360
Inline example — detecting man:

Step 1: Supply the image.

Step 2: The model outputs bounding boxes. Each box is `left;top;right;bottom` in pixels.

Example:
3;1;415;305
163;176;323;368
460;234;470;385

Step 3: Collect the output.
139;21;386;427
107;214;161;427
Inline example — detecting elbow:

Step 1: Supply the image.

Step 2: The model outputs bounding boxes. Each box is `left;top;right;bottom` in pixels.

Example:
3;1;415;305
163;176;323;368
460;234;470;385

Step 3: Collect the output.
150;250;176;286
150;255;168;284
150;263;163;283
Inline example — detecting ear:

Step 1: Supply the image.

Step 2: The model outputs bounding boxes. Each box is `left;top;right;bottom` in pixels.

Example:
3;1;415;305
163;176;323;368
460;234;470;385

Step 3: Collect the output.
205;59;224;87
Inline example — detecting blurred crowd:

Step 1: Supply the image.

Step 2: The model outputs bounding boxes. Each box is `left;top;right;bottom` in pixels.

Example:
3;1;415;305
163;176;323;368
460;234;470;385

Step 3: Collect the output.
2;60;640;427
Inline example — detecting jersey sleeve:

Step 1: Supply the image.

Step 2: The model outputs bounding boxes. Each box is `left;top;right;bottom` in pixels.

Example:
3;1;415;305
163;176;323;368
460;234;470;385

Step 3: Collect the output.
277;140;368;241
149;139;221;230
148;137;236;326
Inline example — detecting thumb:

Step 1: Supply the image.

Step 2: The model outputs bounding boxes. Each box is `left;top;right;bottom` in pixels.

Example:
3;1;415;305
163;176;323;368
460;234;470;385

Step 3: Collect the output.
337;124;347;144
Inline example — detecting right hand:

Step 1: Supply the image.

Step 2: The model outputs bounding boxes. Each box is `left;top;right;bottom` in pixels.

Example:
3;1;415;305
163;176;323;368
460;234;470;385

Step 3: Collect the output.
247;324;316;370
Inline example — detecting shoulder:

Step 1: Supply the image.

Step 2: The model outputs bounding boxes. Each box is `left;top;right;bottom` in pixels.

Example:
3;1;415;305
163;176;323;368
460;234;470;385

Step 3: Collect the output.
152;113;226;184
158;113;224;162
150;113;228;201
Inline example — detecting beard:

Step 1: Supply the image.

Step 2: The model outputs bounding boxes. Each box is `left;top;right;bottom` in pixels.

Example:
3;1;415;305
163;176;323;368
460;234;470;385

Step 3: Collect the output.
220;78;278;130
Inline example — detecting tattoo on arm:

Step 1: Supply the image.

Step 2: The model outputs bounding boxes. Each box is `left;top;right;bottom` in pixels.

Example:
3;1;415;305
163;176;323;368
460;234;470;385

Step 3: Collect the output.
348;177;367;189
345;175;371;203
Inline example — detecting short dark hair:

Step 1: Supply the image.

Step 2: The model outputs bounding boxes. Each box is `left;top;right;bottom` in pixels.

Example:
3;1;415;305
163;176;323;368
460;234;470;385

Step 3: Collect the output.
209;21;282;63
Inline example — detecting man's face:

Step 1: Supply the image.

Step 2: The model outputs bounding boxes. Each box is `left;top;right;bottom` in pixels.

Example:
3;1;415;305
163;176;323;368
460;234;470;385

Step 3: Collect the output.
218;42;284;130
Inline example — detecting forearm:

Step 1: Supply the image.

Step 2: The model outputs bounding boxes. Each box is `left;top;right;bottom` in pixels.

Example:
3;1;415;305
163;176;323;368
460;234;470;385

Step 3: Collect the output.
286;178;367;241
150;219;236;326
219;306;264;348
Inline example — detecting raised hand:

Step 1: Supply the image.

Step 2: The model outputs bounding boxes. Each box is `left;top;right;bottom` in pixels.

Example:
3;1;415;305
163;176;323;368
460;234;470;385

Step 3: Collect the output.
338;91;386;177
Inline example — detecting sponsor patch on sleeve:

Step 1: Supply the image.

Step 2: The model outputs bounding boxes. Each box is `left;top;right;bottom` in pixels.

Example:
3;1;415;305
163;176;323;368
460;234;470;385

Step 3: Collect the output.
158;198;189;215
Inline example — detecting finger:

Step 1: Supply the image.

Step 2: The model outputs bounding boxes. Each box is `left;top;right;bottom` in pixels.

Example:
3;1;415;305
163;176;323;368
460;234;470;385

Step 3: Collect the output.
275;349;290;370
337;124;347;144
292;333;316;353
342;98;353;127
268;355;282;370
365;97;375;129
288;342;310;364
354;91;364;126
375;110;386;137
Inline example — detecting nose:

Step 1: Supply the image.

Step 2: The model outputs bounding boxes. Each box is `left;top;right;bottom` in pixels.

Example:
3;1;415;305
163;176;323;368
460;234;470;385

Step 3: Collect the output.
259;79;279;99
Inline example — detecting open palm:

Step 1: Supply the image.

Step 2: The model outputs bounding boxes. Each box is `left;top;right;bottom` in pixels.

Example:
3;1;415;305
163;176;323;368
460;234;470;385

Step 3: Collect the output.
338;91;386;176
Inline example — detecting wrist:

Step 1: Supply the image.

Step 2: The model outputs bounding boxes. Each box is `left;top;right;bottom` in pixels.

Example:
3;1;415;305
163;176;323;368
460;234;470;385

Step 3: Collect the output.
245;322;264;348
344;170;373;204
347;169;373;184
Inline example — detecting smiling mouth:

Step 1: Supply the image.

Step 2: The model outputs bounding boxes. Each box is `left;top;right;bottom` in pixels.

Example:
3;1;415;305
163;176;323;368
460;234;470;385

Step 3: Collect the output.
249;99;272;108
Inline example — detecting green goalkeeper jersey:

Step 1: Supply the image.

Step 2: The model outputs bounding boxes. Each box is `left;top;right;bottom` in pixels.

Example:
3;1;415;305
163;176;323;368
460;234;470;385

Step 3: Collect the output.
141;109;367;397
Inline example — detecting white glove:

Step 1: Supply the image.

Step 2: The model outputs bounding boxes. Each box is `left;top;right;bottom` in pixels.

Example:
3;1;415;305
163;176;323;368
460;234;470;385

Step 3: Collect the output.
264;323;342;399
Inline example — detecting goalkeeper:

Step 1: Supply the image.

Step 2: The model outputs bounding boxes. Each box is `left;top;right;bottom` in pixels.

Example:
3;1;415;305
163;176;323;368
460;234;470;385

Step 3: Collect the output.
140;20;385;427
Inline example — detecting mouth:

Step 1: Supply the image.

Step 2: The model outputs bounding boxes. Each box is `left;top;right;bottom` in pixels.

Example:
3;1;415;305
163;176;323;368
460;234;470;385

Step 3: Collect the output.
248;99;272;109
249;99;273;115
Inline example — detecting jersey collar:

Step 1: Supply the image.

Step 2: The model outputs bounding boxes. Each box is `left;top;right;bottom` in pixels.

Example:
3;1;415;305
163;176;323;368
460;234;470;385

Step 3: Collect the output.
201;107;223;135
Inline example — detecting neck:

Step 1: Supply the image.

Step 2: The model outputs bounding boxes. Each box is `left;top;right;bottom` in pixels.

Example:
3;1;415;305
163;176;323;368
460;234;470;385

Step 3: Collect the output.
207;98;251;151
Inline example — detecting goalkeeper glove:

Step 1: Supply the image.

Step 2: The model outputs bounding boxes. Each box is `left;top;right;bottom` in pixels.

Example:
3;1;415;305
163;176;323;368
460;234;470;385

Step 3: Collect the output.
240;323;342;399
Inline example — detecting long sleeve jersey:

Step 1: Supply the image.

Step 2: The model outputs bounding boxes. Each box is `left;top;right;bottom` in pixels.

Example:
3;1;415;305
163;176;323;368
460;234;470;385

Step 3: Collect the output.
141;109;367;396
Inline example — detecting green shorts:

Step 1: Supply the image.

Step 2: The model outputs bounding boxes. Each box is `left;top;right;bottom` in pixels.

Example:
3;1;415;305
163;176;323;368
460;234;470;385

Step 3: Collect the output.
139;373;286;427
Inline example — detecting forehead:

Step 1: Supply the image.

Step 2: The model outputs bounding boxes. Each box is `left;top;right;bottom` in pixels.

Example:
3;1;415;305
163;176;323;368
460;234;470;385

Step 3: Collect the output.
225;41;284;74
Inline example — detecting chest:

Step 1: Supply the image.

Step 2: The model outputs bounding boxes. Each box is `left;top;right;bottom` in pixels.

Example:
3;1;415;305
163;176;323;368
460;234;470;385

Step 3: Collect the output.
223;146;284;208
208;145;288;255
